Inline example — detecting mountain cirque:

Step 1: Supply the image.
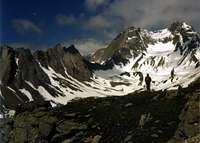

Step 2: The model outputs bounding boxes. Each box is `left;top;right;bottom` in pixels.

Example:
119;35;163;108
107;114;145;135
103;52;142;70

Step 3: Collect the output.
0;22;200;143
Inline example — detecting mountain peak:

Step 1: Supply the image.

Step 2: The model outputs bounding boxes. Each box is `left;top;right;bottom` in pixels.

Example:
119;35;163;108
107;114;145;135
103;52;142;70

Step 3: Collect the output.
53;44;80;55
54;43;63;48
64;44;79;54
92;21;200;69
169;21;193;33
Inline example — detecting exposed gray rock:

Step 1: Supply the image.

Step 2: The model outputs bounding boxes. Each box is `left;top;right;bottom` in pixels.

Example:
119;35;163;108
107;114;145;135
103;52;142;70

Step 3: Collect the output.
15;48;51;87
15;101;51;115
56;120;87;134
124;103;133;108
39;122;54;137
0;46;17;85
139;113;152;128
0;76;199;143
151;134;159;138
0;44;93;113
124;135;132;142
84;135;102;143
34;44;92;81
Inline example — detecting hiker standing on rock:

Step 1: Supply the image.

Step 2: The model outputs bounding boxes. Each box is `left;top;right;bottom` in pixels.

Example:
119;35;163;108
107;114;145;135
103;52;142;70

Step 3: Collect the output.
145;74;152;91
170;68;175;82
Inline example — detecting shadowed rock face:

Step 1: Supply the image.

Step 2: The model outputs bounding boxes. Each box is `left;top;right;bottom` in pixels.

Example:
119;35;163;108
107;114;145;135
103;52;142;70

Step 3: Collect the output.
0;44;92;87
62;45;93;81
1;84;199;143
0;46;17;85
0;44;93;111
34;44;92;81
91;27;152;65
0;46;51;87
15;48;51;88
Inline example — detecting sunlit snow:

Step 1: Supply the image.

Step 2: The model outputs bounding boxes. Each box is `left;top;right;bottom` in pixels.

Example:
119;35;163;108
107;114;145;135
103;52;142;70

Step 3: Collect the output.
150;29;172;40
1;26;199;107
19;88;33;101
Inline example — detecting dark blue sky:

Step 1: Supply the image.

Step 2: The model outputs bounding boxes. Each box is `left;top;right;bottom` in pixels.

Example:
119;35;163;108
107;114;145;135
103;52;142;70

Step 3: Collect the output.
1;0;200;51
2;0;91;46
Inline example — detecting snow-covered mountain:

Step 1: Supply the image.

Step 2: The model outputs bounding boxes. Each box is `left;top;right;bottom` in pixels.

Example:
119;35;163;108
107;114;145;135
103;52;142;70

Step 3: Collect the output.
92;22;200;90
1;22;200;117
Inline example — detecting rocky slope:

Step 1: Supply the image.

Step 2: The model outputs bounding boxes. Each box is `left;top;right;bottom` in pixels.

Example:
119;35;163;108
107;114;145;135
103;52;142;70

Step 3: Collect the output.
92;22;200;94
91;22;200;67
1;22;200;117
34;44;92;81
1;22;200;115
0;79;199;143
0;44;92;115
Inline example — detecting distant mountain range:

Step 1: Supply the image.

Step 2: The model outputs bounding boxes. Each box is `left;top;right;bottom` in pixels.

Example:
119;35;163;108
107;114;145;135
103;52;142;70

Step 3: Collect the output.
1;21;200;117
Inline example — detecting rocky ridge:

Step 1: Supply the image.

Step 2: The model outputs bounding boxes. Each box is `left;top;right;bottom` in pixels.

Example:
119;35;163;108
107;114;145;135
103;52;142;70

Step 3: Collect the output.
0;44;92;113
0;79;199;143
91;22;200;68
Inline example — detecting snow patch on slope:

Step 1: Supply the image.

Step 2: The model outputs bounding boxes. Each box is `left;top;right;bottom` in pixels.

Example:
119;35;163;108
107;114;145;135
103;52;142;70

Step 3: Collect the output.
24;64;138;105
0;88;3;99
147;41;175;56
6;24;199;107
150;29;172;40
182;22;192;30
97;28;200;92
19;88;33;101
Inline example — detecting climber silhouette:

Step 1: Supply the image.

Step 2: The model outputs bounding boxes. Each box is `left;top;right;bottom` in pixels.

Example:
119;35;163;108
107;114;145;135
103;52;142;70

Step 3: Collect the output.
145;74;152;91
170;68;175;82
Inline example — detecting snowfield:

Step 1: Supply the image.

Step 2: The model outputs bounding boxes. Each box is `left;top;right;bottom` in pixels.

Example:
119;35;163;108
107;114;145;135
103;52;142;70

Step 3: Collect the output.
150;28;173;40
147;41;175;55
1;23;200;111
26;33;200;105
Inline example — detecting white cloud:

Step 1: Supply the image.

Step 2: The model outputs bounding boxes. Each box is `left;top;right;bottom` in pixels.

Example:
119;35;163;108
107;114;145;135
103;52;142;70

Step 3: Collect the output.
102;0;200;29
12;19;42;34
87;15;112;29
85;0;108;10
84;0;200;36
56;14;77;26
63;39;107;56
8;40;106;56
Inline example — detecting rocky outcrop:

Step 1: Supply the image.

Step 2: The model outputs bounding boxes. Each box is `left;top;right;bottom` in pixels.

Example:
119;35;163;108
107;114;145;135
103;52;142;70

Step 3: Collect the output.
15;48;51;88
0;46;17;85
2;86;199;143
167;84;200;143
0;46;50;87
91;27;152;65
34;44;92;81
0;44;93;113
91;22;200;69
170;22;200;65
0;46;50;111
